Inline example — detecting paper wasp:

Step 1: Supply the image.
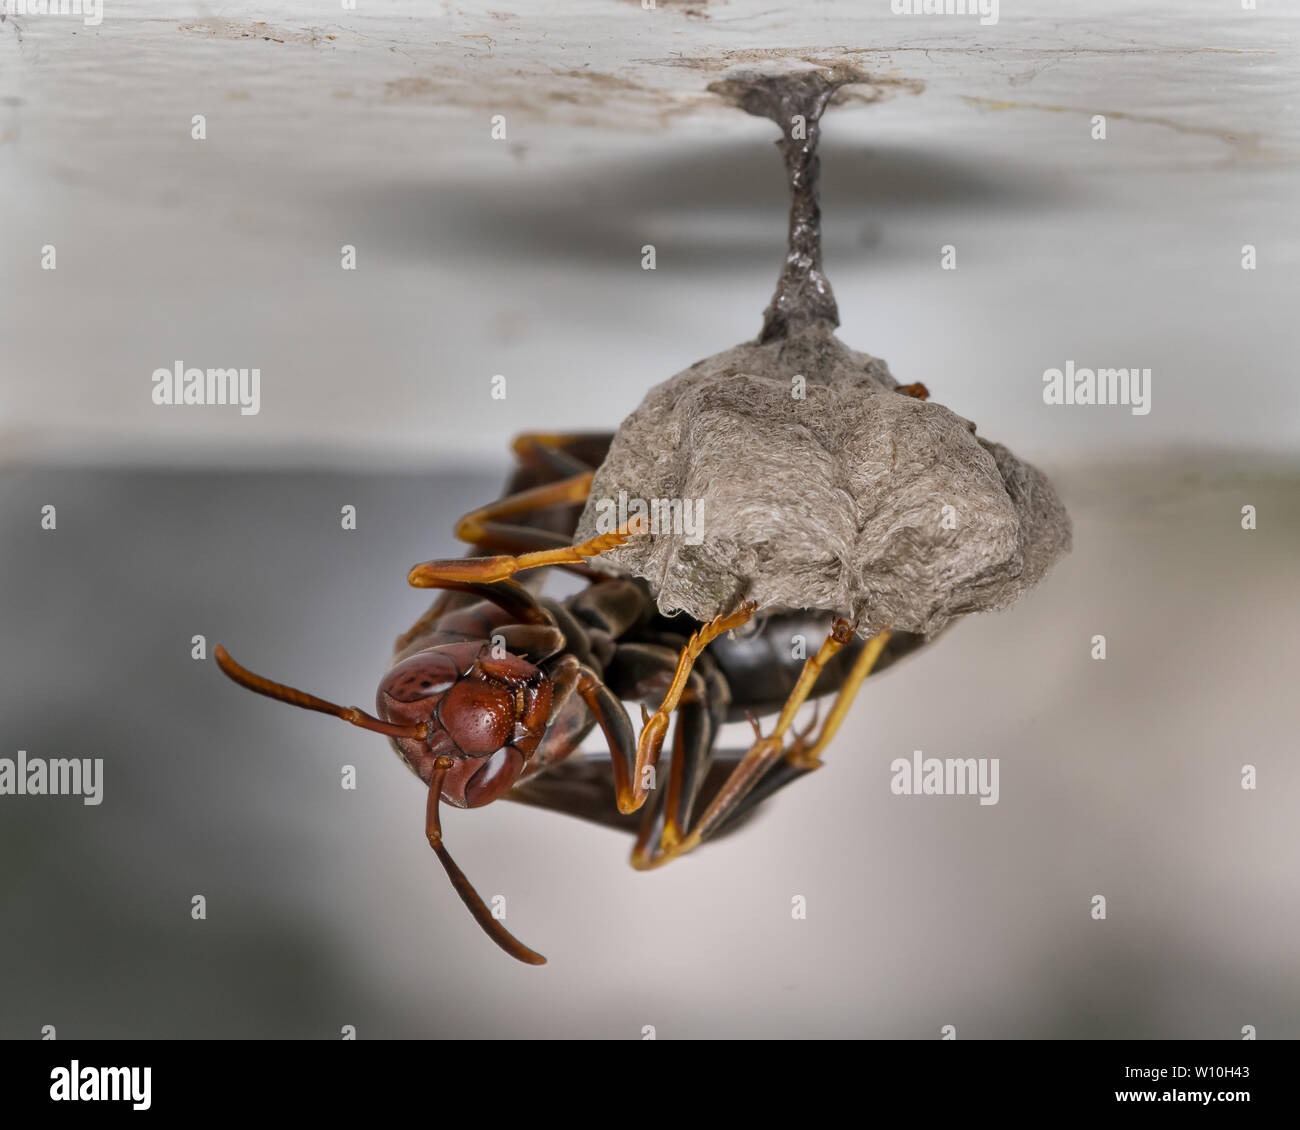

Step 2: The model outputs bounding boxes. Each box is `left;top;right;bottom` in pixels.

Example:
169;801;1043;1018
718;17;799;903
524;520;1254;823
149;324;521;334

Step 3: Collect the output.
216;433;923;964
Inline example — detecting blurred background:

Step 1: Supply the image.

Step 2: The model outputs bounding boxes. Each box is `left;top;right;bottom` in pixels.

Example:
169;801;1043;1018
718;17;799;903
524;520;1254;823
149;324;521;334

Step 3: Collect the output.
1;0;1298;1038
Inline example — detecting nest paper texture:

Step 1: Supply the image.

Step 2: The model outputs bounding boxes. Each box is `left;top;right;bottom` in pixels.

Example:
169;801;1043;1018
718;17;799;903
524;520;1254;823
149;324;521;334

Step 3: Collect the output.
574;326;1071;638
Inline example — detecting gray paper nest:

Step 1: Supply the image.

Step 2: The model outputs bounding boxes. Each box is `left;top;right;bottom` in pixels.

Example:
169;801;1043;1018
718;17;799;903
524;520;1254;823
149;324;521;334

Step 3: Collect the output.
574;68;1071;639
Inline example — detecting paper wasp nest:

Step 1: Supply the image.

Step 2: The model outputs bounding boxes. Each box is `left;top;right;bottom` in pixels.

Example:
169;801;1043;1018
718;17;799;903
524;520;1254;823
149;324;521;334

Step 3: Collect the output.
575;68;1071;639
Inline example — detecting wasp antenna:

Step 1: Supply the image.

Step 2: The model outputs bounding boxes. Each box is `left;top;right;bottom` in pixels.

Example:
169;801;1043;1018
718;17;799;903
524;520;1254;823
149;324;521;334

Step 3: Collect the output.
214;645;429;741
426;758;547;966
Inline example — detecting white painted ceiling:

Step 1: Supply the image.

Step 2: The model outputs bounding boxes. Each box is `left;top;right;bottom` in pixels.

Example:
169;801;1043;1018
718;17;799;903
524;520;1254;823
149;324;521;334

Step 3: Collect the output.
2;0;1297;467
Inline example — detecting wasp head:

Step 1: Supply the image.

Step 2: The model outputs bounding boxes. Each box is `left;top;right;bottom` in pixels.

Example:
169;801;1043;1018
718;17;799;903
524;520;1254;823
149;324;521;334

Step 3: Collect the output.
377;641;553;808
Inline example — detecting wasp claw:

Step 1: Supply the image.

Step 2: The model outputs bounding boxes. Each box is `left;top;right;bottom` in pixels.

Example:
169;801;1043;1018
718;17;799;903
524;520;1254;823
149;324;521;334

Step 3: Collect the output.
794;704;820;744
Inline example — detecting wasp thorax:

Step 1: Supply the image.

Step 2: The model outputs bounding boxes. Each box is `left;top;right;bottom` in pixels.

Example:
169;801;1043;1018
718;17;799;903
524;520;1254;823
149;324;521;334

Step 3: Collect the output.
377;641;553;807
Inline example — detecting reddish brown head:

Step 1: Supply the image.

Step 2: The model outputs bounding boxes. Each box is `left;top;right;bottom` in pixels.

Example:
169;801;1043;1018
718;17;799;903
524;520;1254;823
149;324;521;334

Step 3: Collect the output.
378;641;553;808
212;641;551;965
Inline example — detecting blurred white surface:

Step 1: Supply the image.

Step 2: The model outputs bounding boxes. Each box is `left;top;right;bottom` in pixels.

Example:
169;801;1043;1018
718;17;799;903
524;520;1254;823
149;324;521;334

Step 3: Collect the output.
1;461;1297;1038
1;0;1298;467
